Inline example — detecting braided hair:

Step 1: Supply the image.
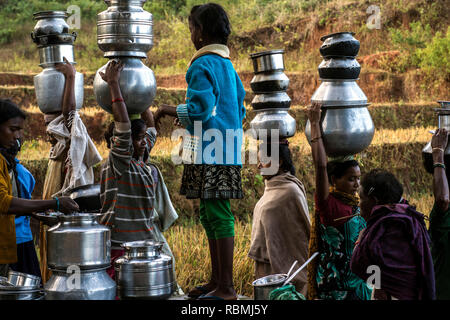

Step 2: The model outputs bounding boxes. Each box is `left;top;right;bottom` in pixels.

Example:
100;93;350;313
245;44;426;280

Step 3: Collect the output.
189;3;231;45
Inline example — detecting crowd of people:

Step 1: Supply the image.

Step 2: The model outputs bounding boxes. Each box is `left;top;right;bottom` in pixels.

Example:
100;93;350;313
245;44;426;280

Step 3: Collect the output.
0;3;447;301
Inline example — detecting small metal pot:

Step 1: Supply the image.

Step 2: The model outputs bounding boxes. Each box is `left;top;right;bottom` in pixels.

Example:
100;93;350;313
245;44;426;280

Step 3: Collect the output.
250;50;285;74
319;32;360;58
7;271;41;288
252;274;288;300
318;57;361;80
251;92;292;110
32;11;69;40
250;109;296;139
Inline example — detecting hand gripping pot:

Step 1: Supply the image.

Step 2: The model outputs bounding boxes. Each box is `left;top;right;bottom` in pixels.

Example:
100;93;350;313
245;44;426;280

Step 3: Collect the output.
115;240;175;300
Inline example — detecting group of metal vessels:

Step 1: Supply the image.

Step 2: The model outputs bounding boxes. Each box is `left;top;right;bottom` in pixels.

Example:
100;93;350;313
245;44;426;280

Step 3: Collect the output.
15;0;446;300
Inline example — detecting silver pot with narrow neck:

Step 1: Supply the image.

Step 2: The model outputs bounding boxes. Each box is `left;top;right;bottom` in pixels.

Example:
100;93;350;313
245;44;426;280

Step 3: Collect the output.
46;213;111;270
97;0;153;58
44;268;116;300
93;57;156;114
115;240;175;300
32;11;69;40
422;101;450;173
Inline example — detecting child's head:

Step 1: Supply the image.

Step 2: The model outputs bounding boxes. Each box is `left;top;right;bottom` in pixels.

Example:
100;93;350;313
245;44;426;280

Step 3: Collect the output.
188;3;231;49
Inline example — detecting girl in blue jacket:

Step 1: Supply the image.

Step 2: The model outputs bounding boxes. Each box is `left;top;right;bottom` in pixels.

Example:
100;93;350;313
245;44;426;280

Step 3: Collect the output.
155;3;246;300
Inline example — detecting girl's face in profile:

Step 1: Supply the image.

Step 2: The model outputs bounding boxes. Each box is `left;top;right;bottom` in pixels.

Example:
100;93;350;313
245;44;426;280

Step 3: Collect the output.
189;19;203;50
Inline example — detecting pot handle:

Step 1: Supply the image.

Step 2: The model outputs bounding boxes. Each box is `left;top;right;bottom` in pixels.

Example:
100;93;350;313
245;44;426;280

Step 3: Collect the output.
282;252;319;287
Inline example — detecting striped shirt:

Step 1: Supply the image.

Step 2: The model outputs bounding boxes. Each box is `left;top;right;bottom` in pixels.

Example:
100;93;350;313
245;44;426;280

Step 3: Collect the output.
100;122;160;249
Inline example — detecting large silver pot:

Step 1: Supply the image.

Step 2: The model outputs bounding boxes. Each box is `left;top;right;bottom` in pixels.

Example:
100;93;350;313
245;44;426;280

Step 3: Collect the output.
44;268;116;300
32;11;69;40
305;105;375;157
250;110;296;139
115;240;174;300
97;0;153;58
34;67;84;114
311;79;367;107
94;57;156;114
47;213;111;270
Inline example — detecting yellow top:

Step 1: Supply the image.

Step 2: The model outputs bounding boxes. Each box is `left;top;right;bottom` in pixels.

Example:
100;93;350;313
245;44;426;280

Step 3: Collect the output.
0;153;17;264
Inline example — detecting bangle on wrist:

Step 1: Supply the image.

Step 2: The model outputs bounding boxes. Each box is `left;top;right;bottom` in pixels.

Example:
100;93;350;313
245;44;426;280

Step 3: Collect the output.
433;163;446;170
112;98;124;104
432;147;445;153
311;136;322;143
53;197;60;212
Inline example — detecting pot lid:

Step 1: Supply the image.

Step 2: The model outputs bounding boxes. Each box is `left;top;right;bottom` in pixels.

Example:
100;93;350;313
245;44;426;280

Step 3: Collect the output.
320;31;355;42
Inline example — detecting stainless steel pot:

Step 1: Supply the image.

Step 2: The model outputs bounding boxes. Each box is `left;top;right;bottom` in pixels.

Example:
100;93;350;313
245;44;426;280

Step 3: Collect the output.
310;79;368;106
34;67;84;113
115;240;174;300
32;11;69;41
319;32;360;58
252;274;288;300
0;286;45;300
250;71;289;93
47;213;111;270
318;57;361;80
422;101;450;173
7;271;41;287
97;0;153;58
69;184;101;212
251;92;291;110
250;110;296;139
44;268;116;300
94;57;156;114
305;105;375;157
250;50;285;74
38;44;76;68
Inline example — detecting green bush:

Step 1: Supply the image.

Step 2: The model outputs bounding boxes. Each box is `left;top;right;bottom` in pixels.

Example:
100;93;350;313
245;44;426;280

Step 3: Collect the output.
418;27;450;80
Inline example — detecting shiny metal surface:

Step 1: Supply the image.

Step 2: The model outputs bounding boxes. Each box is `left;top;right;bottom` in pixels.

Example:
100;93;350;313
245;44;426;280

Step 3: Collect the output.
251;92;291;110
32;211;63;227
305;106;375;157
319;32;360;57
250;110;296;139
44;268;116;300
97;0;153;58
250;50;285;74
94;57;156;114
252;274;288;300
32;11;69;39
0;287;44;300
69;184;101;212
250;71;289;93
115;240;174;300
38;44;75;67
47;213;111;270
318;57;361;80
34;68;84;113
310;79;367;106
7;271;41;288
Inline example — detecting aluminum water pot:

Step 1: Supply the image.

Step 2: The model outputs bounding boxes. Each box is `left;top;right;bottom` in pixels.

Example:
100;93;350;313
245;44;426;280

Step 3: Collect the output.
250;110;296;139
32;11;69;41
44;268;116;300
34;67;84;114
47;213;111;270
319;32;360;58
97;0;153;58
305;105;375;157
115;240;174;300
94;57;156;114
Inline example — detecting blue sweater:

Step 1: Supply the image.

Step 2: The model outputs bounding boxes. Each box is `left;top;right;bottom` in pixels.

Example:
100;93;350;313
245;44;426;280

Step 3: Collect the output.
14;159;35;244
176;54;246;166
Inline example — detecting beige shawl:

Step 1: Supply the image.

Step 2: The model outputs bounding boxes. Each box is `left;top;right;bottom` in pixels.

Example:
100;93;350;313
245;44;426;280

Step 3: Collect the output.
249;172;311;295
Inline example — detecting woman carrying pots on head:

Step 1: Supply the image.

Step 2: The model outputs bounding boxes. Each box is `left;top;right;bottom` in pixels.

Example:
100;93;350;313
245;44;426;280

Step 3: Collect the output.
351;169;436;300
154;3;246;300
422;128;450;299
98;60;182;294
0;99;79;277
305;102;372;300
248;139;310;296
39;57;102;283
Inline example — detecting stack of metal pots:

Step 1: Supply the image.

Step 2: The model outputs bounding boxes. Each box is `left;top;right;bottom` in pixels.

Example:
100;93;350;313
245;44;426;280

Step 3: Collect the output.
305;32;375;157
422;101;450;173
94;0;156;114
44;213;116;300
32;11;84;114
115;240;175;300
249;50;296;139
0;271;44;300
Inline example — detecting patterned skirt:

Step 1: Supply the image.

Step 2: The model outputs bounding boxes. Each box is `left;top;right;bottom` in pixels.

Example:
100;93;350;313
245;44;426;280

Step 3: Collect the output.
180;164;243;200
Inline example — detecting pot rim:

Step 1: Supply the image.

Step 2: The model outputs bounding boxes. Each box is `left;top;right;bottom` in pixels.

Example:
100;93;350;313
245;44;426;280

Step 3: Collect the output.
33;11;68;20
252;273;287;287
320;31;356;42
249;49;285;59
121;240;164;249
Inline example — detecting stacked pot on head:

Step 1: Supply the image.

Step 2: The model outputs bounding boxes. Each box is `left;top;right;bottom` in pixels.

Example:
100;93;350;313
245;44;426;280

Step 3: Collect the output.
43;213;116;300
32;11;84;114
94;0;156;114
249;50;296;140
305;32;375;157
422;101;450;172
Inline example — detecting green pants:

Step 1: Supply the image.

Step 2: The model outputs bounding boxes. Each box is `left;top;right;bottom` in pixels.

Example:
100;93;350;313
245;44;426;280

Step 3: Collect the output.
199;199;235;239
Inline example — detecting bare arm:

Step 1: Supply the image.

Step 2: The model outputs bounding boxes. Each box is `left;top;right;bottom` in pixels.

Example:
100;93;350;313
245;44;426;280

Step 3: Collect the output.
5;196;79;216
431;128;449;213
306;102;329;203
55;57;76;129
141;107;155;128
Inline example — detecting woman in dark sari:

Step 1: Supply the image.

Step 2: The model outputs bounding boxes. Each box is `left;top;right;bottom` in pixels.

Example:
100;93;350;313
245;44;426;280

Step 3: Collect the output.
305;102;371;300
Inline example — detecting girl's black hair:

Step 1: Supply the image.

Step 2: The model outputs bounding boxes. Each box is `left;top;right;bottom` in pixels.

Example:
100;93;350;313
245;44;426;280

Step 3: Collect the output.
327;160;360;184
189;3;231;45
264;142;296;176
0;99;26;125
361;168;404;204
104;119;147;149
